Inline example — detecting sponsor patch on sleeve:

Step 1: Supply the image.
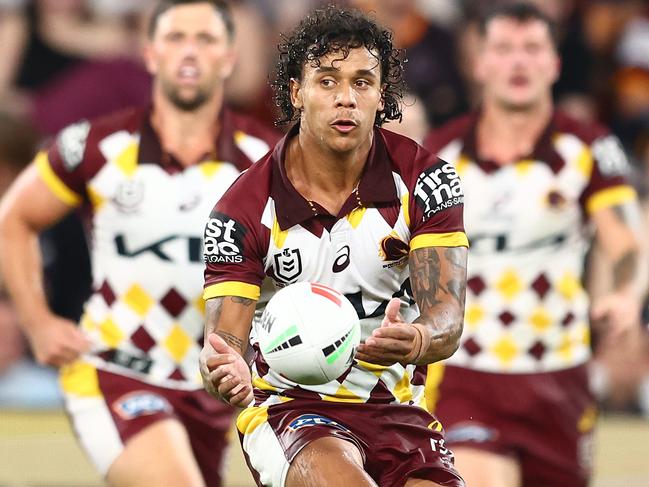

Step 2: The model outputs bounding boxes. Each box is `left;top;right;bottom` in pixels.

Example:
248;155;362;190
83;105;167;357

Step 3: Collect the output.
413;159;464;218
203;212;247;264
57;120;91;171
592;135;629;177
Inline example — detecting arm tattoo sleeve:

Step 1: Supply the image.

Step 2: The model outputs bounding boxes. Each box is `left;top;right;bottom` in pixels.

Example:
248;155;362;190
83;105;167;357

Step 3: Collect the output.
215;330;245;354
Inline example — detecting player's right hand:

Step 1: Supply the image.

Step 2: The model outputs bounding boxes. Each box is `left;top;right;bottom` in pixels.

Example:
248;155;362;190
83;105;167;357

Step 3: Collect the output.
200;332;253;408
26;315;92;367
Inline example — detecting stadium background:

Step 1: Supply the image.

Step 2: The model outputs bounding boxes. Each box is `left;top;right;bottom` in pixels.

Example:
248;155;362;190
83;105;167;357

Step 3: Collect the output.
0;0;648;485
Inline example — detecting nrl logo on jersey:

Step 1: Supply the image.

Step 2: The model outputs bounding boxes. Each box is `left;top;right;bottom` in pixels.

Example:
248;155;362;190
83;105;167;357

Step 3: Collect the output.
203;212;246;263
273;248;302;284
414;159;463;217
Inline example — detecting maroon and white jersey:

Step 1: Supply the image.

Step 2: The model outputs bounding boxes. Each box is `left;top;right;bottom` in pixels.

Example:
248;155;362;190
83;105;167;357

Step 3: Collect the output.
425;111;636;373
37;106;279;389
203;125;468;407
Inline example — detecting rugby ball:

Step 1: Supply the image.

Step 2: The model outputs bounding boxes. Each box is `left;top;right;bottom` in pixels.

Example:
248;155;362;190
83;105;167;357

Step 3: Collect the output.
258;282;360;385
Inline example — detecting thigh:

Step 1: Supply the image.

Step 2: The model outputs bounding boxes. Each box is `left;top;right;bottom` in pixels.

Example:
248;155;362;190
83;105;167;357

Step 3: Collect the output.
451;447;520;487
285;436;376;487
108;417;204;487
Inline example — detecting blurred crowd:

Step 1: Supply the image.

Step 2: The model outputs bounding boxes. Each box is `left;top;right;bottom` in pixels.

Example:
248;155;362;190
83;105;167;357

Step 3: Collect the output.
0;0;648;415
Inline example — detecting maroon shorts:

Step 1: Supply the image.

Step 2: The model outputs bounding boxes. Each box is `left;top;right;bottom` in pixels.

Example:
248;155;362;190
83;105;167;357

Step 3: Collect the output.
433;364;596;487
238;399;465;487
61;363;233;487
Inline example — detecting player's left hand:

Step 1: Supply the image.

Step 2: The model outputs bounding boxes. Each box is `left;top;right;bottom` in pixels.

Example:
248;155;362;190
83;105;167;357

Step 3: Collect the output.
355;298;418;366
591;289;642;339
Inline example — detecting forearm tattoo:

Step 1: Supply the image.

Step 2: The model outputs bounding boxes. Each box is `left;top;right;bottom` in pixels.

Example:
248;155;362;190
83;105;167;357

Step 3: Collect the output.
216;330;245;354
410;247;443;310
444;248;467;306
611;203;642;290
613;251;637;289
232;296;254;307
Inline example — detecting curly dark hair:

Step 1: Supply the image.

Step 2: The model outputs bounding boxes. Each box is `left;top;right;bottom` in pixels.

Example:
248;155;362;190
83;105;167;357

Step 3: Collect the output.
272;6;406;127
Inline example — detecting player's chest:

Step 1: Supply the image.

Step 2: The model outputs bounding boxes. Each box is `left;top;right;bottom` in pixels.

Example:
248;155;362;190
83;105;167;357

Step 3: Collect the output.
264;206;410;289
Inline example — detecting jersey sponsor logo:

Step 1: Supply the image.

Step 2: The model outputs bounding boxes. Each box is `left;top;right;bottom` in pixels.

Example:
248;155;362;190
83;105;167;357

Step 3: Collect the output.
203;212;247;264
57;120;90;171
413;160;464;217
287;414;350;432
592;135;629;176
379;233;409;268
113;180;144;213
273;248;302;283
444;423;498;444
115;234;203;262
332;245;351;273
112;391;172;420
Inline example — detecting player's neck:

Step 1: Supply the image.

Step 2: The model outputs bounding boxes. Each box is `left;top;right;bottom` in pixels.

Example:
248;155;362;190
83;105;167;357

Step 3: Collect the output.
477;99;553;166
285;130;370;215
151;90;224;167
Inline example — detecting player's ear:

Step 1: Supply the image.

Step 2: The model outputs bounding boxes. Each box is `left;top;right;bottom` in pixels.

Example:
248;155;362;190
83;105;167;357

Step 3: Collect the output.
220;44;238;80
290;77;303;110
143;41;158;75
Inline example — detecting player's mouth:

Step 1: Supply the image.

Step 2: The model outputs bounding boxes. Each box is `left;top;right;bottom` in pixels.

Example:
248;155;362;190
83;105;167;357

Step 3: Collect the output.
331;119;358;133
509;74;530;87
178;65;200;84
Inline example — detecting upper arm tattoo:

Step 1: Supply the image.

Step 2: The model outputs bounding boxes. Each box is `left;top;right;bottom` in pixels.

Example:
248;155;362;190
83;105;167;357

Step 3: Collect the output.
410;246;468;316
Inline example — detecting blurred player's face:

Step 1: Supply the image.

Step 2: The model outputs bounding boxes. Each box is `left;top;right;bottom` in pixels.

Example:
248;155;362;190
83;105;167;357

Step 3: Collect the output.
475;18;559;111
291;47;384;154
145;3;235;111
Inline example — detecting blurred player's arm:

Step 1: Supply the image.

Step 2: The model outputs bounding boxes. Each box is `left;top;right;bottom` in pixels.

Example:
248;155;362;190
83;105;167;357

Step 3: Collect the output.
200;295;256;407
590;199;648;334
356;246;467;366
0;164;91;366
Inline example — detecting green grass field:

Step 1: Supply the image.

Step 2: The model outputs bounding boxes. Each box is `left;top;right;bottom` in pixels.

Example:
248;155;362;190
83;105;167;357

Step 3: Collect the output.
0;410;647;486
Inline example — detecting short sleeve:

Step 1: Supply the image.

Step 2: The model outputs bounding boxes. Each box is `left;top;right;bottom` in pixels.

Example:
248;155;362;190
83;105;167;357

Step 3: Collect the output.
35;120;92;207
408;157;468;251
202;206;266;301
579;133;637;216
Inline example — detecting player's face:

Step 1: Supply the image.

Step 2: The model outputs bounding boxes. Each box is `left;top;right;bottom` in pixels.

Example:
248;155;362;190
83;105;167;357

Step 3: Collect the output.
476;18;559;110
145;3;235;111
291;47;384;154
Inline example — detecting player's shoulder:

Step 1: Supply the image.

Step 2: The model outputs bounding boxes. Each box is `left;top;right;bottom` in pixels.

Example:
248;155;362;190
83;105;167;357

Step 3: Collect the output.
552;110;610;145
422;113;475;153
378;127;449;184
223;107;282;146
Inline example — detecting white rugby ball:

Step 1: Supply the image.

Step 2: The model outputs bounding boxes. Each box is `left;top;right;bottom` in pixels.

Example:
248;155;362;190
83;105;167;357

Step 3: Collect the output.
258;282;361;385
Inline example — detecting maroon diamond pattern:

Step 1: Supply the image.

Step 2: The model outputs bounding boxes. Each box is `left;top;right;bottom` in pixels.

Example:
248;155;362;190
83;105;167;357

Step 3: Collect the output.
130;326;156;352
499;311;515;327
160;288;187;317
467;276;486;296
561;312;575;327
463;338;482;356
531;274;551;299
168;368;185;381
98;280;116;306
528;341;546;360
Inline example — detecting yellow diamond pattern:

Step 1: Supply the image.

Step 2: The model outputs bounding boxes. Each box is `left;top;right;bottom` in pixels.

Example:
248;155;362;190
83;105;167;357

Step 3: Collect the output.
60;362;101;397
321;384;363;403
99;317;124;348
80;314;97;332
558;335;574;361
115;142;138;177
347;206;366;229
194;295;206;315
199;161;223;179
576;147;593;178
123;284;154;317
393;372;413;403
495;269;524;301
456;155;470;176
515;159;535;176
163;324;193;363
465;303;485;330
557;272;582;301
577;406;597;433
492;336;518;365
357;359;389;378
530;308;552;332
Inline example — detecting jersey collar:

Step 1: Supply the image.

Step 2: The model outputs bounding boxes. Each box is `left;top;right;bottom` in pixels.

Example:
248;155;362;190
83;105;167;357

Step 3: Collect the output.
271;123;398;230
461;110;564;174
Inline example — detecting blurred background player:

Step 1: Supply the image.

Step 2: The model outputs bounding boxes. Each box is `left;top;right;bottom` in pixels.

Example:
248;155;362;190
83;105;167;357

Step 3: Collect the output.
424;3;647;487
200;6;468;487
0;1;278;486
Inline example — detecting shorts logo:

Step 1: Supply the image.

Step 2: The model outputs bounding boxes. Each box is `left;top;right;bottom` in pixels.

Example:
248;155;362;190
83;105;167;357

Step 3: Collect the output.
414;160;463;217
112;392;172;420
57;120;90;171
287;414;349;432
273;248;302;283
445;423;498;444
203;212;246;264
